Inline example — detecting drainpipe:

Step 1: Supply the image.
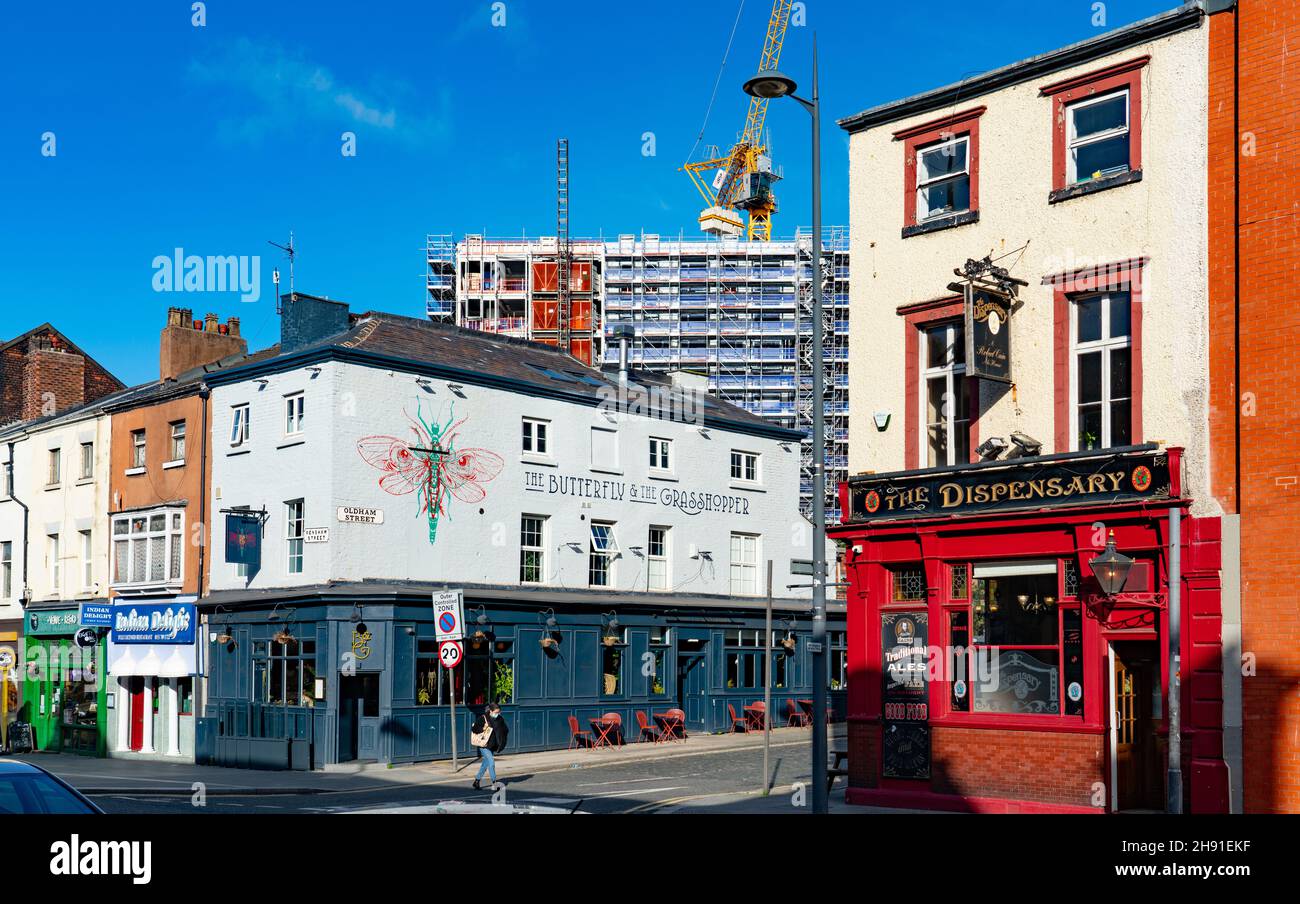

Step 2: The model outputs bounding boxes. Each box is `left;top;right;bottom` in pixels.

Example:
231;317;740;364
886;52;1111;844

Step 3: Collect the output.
1167;506;1182;814
6;442;30;611
196;384;211;723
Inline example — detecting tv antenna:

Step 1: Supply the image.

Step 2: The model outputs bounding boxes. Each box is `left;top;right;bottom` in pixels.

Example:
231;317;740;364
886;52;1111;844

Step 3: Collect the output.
268;231;296;314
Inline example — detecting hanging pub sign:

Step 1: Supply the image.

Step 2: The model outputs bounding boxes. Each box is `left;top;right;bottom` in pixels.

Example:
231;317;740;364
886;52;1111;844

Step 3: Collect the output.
225;512;262;566
848;447;1173;523
881;610;930;780
965;284;1013;383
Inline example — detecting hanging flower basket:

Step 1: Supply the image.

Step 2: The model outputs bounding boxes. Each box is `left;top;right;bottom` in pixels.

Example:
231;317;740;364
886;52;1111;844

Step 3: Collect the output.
540;636;558;650
272;629;295;646
781;637;797;653
603;635;619;647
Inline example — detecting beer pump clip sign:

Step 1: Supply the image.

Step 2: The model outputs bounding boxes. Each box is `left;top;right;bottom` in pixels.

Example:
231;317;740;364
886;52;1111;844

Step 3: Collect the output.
964;283;1013;383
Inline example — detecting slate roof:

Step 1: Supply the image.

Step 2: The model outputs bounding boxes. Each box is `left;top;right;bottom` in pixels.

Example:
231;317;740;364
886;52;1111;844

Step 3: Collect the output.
205;310;802;441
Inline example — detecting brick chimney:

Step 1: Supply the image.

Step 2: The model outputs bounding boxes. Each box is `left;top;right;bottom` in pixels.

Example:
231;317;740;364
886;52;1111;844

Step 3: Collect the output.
159;307;248;380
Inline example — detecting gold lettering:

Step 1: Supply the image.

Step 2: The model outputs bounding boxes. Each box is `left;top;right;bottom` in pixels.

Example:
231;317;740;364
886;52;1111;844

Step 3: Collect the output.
939;483;964;508
1087;474;1107;494
1046;477;1064;497
1008;481;1025;501
974;484;991;503
1027;479;1046;499
1066;476;1087;495
991;483;1010;502
1107;471;1124;491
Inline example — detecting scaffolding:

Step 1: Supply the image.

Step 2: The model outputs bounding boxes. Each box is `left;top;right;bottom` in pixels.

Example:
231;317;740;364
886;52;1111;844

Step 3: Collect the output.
424;230;849;521
425;234;456;320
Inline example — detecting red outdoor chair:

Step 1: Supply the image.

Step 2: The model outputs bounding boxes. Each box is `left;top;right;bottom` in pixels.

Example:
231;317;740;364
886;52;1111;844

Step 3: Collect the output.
745;701;767;731
786;699;811;728
728;703;748;732
568;715;592;749
635;710;662;743
662;708;687;742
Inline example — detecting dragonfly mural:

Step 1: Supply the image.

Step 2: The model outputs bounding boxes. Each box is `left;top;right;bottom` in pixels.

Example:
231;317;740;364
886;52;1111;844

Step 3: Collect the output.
357;403;504;545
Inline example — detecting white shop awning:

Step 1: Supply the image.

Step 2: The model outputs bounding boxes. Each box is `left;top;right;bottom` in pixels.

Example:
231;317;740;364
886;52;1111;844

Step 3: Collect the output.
107;641;198;678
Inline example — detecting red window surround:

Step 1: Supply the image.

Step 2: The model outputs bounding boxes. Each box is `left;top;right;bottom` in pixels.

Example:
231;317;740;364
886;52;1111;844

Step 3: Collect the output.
1046;257;1147;453
894;107;985;231
1040;56;1148;194
900;297;979;470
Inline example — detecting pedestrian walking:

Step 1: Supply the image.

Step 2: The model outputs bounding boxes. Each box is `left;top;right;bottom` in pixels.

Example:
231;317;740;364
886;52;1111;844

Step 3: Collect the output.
471;702;509;790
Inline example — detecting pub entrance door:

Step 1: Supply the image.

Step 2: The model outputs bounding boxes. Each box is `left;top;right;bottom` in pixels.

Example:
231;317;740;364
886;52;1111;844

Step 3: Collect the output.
1110;641;1163;811
676;643;708;733
337;674;380;762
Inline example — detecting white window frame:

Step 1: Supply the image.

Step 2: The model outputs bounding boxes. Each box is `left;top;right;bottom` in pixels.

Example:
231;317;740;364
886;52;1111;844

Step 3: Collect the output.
286;499;305;574
111;508;185;589
589;521;618;588
284;393;305;436
522;417;550;457
48;448;61;486
590;426;620;473
79;442;94;480
730;450;760;484
1066;88;1130;185
80;529;93;590
729;532;760;597
920;322;968;468
231;405;250;447
131;429;147;469
648;437;673;474
1;541;11;598
915;134;971;221
519;514;547;585
647;525;670;592
48;533;61;593
169;420;187;463
1069;291;1133;451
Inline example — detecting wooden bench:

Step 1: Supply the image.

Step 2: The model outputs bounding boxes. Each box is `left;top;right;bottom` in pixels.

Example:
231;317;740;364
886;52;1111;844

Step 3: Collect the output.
827;748;848;793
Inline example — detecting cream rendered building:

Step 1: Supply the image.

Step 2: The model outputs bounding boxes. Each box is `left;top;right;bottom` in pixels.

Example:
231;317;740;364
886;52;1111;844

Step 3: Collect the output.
838;4;1216;513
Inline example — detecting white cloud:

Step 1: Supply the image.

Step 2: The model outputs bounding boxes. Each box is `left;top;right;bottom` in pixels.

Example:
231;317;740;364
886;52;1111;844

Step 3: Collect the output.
189;37;447;146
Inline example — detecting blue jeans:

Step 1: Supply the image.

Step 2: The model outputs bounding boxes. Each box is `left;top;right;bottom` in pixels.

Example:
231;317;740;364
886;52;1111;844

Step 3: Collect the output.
475;747;496;784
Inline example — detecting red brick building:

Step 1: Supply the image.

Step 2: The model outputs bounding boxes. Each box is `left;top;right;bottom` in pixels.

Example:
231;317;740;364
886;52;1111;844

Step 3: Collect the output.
1207;0;1300;814
0;324;123;426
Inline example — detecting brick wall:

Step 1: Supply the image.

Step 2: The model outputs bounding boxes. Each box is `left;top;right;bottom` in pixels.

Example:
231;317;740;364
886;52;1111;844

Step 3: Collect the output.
0;327;124;425
1209;1;1300;814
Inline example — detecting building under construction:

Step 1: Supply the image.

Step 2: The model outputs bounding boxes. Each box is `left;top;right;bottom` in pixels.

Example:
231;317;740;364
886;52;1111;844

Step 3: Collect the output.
425;230;849;521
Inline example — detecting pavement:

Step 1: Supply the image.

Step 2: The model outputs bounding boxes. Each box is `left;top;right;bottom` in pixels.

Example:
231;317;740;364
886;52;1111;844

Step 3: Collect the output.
9;723;926;813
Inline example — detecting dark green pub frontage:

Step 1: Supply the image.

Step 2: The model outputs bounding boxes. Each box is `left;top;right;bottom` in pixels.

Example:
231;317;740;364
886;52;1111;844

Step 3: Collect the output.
197;583;848;770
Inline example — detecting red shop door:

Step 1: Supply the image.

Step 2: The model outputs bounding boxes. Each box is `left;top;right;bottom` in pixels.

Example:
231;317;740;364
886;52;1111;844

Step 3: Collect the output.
128;677;144;751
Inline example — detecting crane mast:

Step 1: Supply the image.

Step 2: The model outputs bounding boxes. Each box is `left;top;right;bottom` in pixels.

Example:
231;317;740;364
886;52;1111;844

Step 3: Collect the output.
682;0;792;241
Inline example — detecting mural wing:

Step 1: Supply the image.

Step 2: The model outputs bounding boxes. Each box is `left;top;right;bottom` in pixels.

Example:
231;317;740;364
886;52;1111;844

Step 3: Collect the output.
441;448;505;504
357;436;428;496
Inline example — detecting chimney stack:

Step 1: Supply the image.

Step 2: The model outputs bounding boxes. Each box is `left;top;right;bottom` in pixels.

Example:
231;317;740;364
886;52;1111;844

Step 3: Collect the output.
159;308;248;380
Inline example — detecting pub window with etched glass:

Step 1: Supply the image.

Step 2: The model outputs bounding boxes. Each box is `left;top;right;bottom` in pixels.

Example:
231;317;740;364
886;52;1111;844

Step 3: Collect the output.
946;560;1083;718
921;322;969;467
1072;291;1132;451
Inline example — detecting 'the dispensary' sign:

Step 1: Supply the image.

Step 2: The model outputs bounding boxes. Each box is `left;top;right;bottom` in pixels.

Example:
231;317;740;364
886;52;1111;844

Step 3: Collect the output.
848;449;1172;522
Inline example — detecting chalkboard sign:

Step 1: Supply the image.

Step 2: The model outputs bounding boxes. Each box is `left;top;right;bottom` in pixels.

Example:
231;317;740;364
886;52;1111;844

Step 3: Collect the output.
881;610;930;779
7;721;33;754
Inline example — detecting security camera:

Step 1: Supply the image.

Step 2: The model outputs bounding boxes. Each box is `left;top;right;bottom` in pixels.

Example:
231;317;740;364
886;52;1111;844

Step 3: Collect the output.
975;437;1008;461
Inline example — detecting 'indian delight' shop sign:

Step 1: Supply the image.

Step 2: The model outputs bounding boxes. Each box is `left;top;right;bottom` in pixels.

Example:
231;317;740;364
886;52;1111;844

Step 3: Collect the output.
523;469;752;516
848;449;1172;522
110;602;196;645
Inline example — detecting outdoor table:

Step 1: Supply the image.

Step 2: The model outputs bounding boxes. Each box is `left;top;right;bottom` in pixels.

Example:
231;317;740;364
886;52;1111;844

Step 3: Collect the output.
832;748;848;770
589;717;622;748
653;712;685;742
743;704;767;732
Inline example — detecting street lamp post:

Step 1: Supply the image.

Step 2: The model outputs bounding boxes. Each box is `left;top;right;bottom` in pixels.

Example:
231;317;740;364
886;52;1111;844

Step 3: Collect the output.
745;36;828;814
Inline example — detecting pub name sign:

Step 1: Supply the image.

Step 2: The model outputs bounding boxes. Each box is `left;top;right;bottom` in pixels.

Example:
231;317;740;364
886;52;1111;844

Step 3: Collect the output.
849;450;1172;522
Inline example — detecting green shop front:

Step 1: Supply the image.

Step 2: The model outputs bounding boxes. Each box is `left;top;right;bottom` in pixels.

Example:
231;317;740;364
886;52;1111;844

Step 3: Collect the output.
22;604;108;755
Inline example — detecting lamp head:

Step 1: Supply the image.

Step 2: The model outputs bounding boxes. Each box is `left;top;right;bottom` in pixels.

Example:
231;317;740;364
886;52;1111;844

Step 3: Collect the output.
1089;530;1135;597
744;70;798;99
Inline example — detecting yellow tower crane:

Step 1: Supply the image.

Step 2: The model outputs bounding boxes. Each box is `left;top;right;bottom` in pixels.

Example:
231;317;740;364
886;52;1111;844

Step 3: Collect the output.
682;0;792;241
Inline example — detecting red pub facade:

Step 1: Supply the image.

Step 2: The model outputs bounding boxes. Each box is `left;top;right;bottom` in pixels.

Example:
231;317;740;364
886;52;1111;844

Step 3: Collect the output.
831;446;1229;813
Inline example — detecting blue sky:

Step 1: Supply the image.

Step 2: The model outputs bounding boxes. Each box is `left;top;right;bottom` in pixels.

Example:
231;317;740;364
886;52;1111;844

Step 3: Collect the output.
0;0;1180;385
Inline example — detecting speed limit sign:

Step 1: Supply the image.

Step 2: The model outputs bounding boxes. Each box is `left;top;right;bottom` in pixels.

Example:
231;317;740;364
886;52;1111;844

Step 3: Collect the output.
439;640;463;670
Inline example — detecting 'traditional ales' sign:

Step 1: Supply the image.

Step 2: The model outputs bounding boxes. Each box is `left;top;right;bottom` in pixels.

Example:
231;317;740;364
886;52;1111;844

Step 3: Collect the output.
882;610;930;780
849;449;1172;522
964;284;1013;383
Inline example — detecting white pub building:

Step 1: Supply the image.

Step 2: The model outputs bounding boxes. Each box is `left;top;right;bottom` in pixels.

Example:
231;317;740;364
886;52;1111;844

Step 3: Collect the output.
196;294;845;769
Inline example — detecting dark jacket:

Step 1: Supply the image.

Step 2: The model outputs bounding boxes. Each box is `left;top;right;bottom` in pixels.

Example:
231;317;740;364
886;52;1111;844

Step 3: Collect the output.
472;711;509;754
